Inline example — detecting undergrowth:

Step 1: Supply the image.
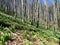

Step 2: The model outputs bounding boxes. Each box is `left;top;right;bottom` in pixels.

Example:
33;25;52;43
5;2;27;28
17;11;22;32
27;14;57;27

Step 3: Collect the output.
0;12;60;45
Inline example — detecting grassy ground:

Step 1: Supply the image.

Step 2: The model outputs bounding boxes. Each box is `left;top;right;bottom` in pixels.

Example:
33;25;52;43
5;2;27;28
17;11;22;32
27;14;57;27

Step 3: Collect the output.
0;12;60;45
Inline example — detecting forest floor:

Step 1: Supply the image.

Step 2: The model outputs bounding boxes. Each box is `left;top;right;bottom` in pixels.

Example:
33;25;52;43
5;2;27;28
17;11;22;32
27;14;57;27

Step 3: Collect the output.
0;12;60;45
5;30;59;45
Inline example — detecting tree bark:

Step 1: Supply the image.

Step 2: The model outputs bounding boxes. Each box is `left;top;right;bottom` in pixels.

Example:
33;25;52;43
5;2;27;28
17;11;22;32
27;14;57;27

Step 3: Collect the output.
21;0;24;22
53;0;58;31
44;0;49;29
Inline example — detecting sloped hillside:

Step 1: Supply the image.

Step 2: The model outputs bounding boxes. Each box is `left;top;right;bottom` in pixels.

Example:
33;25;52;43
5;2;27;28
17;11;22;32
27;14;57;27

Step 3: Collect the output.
0;12;60;45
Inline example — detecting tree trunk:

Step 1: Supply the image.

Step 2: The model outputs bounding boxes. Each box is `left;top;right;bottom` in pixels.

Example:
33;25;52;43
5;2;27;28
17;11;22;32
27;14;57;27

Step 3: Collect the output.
31;0;35;25
21;0;24;22
53;0;58;32
36;0;39;27
27;0;29;20
24;0;28;22
44;0;49;29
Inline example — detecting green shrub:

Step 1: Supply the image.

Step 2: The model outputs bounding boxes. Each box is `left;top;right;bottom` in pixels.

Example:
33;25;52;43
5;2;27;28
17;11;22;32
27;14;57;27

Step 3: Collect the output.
0;32;11;41
31;31;35;36
0;26;3;31
23;30;28;39
0;41;2;45
53;37;59;42
26;40;32;45
0;31;11;45
9;26;15;32
31;36;36;41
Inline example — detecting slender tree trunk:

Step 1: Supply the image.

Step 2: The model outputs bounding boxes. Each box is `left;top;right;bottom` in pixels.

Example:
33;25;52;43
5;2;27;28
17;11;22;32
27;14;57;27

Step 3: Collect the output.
31;0;35;25
43;5;46;22
14;0;16;19
21;0;24;22
15;6;17;19
6;0;9;13
53;0;58;31
44;0;49;29
39;3;42;22
24;0;27;22
37;7;39;28
36;0;39;27
27;0;29;20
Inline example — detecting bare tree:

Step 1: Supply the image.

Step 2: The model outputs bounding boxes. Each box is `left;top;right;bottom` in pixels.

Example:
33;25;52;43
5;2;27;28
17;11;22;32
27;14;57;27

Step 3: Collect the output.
44;0;49;29
31;0;35;25
21;0;24;22
39;2;42;22
36;0;39;27
13;0;17;19
23;0;27;22
53;0;58;31
27;0;29;20
37;6;39;28
5;0;10;13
